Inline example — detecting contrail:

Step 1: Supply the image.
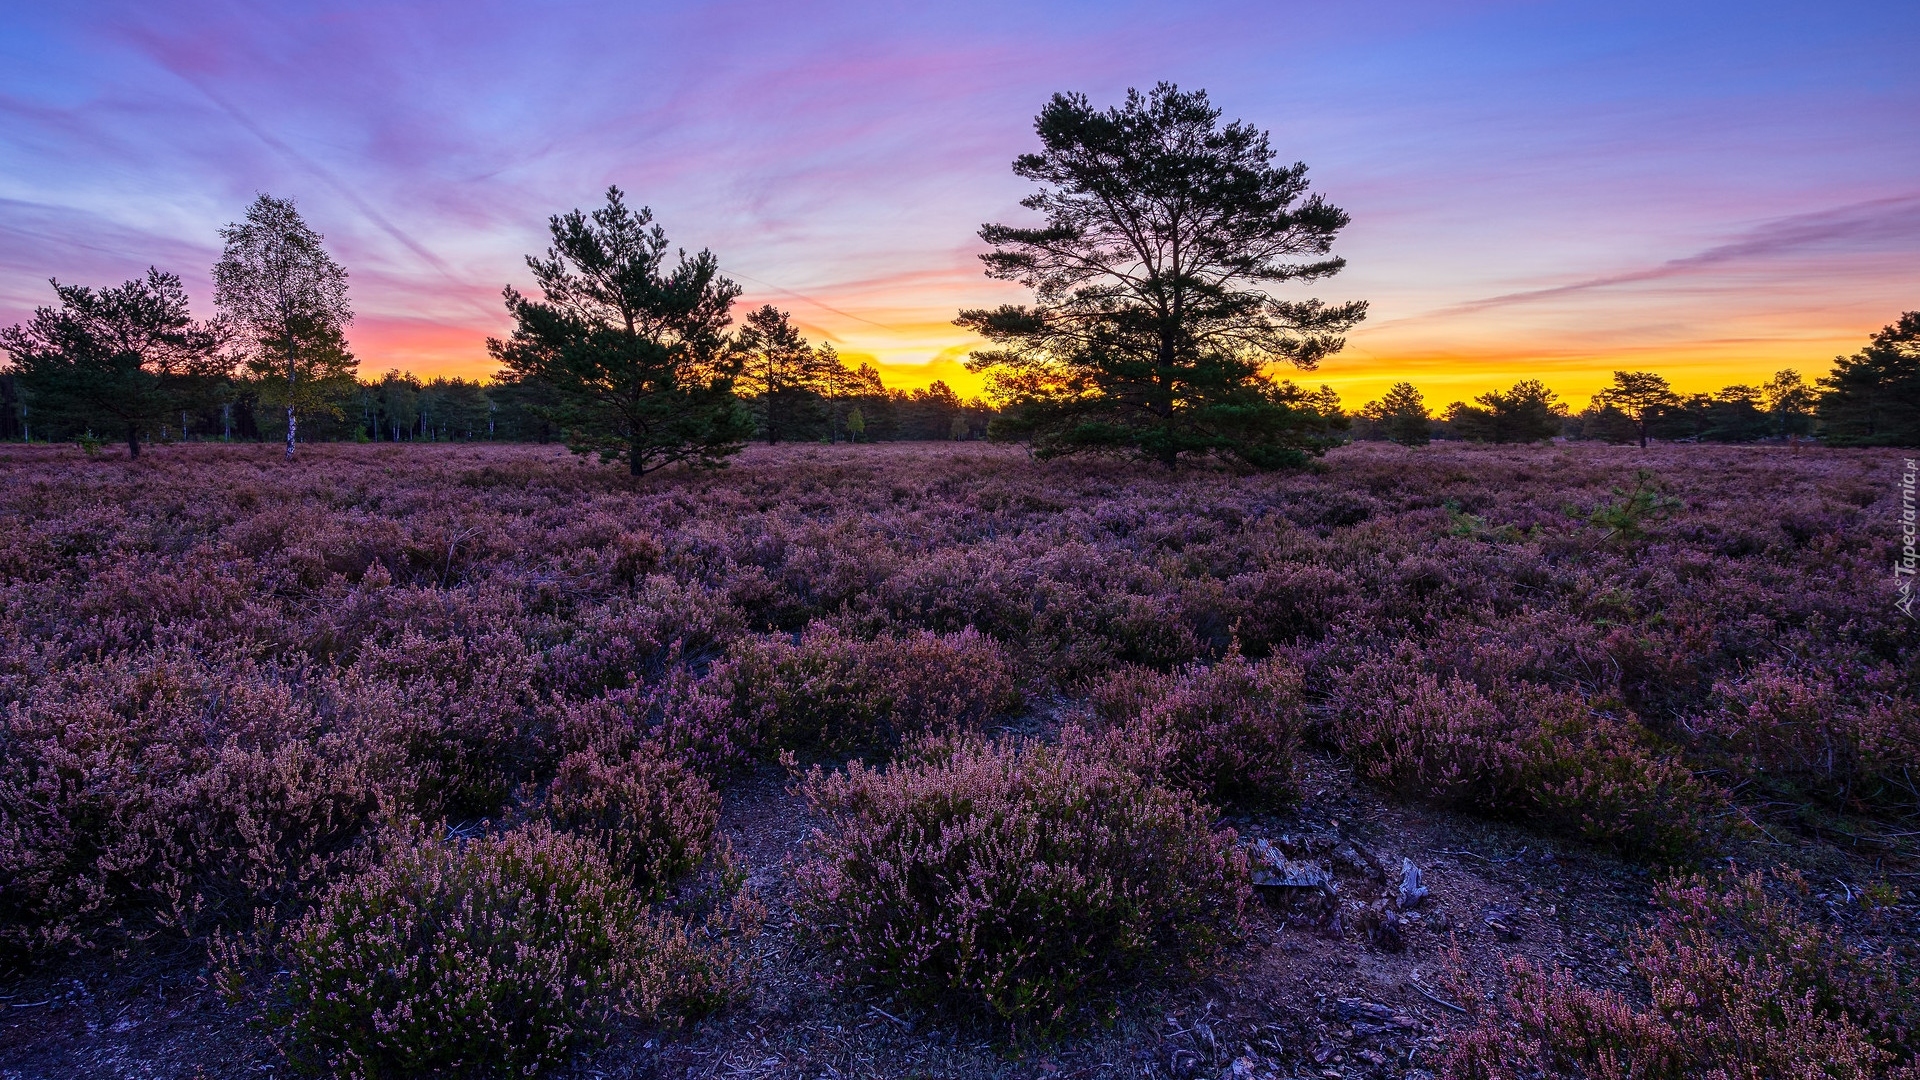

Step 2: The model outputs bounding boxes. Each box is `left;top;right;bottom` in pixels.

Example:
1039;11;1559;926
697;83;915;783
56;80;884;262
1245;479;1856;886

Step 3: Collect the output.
1436;192;1920;317
169;67;488;315
725;268;907;335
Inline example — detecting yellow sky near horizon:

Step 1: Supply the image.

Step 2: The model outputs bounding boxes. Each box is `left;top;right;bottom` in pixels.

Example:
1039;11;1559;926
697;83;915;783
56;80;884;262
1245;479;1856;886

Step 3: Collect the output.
348;289;1880;413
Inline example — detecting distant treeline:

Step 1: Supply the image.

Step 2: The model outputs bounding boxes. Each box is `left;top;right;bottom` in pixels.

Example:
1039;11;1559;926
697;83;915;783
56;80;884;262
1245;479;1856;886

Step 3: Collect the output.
1347;313;1920;449
0;367;993;447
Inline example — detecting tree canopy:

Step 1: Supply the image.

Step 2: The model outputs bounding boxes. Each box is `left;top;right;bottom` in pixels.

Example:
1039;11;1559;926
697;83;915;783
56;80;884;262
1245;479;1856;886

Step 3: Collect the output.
1446;379;1564;444
488;187;751;475
958;83;1364;469
0;268;225;458
1817;312;1920;446
1360;382;1431;447
214;195;356;460
735;304;837;444
1592;371;1679;448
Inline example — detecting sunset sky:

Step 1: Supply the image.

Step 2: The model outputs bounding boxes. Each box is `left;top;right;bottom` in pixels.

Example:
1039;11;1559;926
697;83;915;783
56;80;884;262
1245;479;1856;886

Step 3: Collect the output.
2;1;1916;408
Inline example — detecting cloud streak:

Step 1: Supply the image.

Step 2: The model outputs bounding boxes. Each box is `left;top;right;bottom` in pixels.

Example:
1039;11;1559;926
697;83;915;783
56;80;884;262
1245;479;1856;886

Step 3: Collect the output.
0;0;1915;399
1438;193;1920;316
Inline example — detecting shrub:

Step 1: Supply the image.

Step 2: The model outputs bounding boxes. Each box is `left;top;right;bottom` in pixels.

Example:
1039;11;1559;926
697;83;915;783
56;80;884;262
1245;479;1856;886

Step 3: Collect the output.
1328;659;1710;857
545;743;718;898
1081;654;1307;809
336;630;553;821
791;735;1249;1031
1444;870;1917;1079
281;824;742;1079
0;654;375;963
720;623;1020;752
1705;659;1920;812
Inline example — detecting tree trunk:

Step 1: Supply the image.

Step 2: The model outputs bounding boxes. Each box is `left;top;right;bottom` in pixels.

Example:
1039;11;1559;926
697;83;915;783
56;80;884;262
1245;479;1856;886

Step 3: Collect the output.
286;334;298;461
127;423;140;460
629;438;643;476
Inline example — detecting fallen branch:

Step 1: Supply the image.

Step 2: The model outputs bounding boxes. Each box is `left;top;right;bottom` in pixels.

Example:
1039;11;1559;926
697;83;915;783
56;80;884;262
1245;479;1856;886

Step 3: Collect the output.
1407;973;1467;1015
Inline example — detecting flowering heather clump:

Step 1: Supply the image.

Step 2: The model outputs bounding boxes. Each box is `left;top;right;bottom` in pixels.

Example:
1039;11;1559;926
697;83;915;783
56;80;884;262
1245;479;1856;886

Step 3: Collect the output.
1705;658;1920;811
1082;654;1307;809
1328;658;1710;857
792;735;1249;1030
545;742;718;898
1444;870;1918;1079
716;623;1021;753
280;824;732;1079
0;651;376;962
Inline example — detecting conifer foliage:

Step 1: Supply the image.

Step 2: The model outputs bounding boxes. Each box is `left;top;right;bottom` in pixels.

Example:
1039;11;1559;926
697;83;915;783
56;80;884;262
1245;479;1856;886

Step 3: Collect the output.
489;187;752;475
960;83;1364;469
0;268;224;458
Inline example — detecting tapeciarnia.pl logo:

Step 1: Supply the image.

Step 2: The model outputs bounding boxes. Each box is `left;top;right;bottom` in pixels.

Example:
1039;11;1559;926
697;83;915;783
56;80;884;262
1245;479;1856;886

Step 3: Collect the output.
1899;458;1917;619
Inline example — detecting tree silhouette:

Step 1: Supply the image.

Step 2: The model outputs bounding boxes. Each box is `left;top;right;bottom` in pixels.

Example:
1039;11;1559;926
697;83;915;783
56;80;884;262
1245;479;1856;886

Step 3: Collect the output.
735;305;832;444
1762;370;1817;440
0;269;224;457
959;83;1366;469
1592;371;1679;448
1446;379;1565;444
1817;313;1920;446
488;187;751;475
1361;382;1431;447
214;195;356;461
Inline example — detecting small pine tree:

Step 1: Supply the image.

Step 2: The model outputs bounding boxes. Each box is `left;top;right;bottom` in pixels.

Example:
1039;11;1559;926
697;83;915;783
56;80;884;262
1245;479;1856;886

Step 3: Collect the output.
487;188;752;475
1592;371;1679;448
1361;382;1430;447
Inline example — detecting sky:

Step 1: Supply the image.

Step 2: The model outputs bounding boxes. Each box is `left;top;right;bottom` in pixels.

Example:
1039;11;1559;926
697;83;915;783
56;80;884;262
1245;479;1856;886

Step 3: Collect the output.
1;0;1916;408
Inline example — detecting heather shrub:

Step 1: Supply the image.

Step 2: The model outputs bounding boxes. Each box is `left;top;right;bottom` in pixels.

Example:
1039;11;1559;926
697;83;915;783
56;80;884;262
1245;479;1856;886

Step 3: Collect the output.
0;654;375;962
1328;659;1710;857
545;579;743;697
1080;654;1307;809
1705;659;1920;811
332;630;554;820
708;623;1020;754
281;824;740;1079
1445;871;1917;1079
792;735;1249;1030
545;743;718;898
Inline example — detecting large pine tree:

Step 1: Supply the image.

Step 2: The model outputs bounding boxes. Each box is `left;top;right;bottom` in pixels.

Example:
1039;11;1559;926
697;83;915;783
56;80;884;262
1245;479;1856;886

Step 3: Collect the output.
488;188;751;475
958;83;1364;469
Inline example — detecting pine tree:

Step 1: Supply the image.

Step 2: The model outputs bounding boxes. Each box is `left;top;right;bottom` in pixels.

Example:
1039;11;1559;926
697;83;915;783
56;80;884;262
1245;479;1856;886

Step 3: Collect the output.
1446;379;1565;444
0;269;224;457
735;305;831;444
1592;371;1679;448
958;83;1365;469
1817;313;1920;446
488;187;752;475
1361;382;1431;447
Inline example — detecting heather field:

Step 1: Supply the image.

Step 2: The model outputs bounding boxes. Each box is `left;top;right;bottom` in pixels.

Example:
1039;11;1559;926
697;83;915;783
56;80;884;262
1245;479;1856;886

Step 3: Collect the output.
1;440;1916;1079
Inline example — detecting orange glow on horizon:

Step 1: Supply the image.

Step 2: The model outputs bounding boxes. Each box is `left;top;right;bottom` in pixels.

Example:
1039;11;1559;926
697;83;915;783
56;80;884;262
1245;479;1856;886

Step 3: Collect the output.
346;285;1884;411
